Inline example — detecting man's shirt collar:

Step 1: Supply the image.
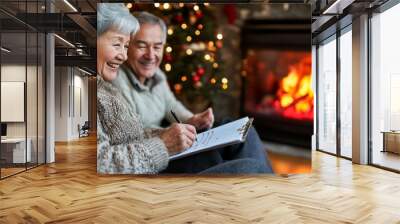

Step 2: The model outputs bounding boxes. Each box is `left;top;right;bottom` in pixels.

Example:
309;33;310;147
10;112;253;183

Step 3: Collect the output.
121;63;164;92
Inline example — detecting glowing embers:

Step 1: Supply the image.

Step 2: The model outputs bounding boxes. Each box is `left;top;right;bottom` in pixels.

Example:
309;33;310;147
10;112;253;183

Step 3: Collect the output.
273;55;313;120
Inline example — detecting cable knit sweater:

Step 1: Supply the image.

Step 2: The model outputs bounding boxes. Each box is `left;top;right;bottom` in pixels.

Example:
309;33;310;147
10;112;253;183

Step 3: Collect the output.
97;76;169;174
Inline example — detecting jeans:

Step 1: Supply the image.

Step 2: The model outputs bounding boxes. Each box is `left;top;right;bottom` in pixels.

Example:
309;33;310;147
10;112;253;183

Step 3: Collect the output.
162;126;274;174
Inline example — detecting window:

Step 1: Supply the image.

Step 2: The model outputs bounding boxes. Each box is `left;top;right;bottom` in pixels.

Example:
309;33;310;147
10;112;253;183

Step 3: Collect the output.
339;28;352;158
370;2;400;171
317;35;337;154
0;0;46;179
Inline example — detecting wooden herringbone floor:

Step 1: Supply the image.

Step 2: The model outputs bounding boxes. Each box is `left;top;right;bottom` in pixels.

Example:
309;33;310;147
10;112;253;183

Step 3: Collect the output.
1;135;400;223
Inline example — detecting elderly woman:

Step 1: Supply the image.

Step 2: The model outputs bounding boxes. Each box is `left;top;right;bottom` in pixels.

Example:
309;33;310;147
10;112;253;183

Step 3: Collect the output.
97;3;198;174
97;4;273;174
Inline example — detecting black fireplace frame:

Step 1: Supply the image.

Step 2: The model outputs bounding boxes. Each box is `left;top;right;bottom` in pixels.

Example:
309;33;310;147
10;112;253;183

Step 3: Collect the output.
240;18;313;148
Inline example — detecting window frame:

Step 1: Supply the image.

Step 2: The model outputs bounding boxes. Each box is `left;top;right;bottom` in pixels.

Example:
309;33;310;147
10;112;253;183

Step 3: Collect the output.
315;20;353;160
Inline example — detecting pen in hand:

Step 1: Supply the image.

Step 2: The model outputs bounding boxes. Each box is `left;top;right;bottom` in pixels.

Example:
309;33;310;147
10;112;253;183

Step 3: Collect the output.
171;110;197;141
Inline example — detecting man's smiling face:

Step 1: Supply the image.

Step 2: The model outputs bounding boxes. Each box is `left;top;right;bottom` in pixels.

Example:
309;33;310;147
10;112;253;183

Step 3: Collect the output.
127;23;165;83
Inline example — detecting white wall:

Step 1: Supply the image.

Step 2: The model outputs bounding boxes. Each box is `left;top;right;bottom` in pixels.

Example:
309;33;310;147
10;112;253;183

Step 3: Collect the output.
72;73;89;138
1;64;46;164
54;67;89;141
1;65;37;138
55;66;69;141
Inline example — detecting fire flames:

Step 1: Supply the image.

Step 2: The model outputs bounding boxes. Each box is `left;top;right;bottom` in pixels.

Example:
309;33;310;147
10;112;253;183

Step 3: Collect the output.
273;55;313;120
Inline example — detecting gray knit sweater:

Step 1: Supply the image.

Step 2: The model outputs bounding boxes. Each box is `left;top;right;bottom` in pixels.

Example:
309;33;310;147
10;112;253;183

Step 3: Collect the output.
112;64;193;129
97;76;169;174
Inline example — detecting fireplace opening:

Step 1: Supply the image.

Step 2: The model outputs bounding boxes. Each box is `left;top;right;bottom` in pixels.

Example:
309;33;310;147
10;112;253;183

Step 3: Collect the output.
240;19;313;148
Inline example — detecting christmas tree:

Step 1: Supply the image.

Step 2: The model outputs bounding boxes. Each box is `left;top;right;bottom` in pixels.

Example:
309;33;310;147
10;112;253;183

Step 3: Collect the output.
127;3;227;106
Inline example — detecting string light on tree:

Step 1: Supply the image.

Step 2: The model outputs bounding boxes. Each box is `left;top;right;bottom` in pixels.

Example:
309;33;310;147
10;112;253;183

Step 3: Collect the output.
167;27;174;35
221;77;229;90
126;3;133;9
210;78;217;84
181;76;187;82
163;3;170;10
207;41;216;51
152;3;226;101
174;83;182;93
165;63;172;72
190;15;197;24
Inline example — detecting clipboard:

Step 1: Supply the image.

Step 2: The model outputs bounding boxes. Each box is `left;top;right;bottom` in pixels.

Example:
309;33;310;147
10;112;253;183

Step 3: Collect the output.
169;117;254;160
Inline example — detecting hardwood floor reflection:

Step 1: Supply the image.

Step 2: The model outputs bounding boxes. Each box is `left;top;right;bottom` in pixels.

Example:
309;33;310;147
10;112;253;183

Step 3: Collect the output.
267;151;312;174
264;141;311;174
0;167;25;178
372;151;400;171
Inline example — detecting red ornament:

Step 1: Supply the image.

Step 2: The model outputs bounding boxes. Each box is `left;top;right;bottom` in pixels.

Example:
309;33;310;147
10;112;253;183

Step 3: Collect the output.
195;11;203;19
164;54;173;62
216;40;223;48
223;4;237;25
192;75;200;82
174;14;184;23
197;67;205;76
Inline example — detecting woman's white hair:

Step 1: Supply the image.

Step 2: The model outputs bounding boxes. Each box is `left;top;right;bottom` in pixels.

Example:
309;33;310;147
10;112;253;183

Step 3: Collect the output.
97;3;139;36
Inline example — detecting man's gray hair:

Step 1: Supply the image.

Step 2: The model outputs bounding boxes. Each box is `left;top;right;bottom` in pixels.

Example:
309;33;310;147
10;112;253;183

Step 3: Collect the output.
133;11;167;43
97;3;139;36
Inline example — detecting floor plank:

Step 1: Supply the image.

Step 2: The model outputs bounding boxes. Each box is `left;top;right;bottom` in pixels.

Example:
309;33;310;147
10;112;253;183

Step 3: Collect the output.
1;135;400;223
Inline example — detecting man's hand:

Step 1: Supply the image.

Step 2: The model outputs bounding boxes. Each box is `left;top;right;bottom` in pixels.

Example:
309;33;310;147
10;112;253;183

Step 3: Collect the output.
185;108;214;130
159;123;197;156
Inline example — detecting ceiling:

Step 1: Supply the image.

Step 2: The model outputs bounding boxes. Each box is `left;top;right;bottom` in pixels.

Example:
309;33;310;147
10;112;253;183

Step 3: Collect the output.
0;0;98;73
1;0;391;73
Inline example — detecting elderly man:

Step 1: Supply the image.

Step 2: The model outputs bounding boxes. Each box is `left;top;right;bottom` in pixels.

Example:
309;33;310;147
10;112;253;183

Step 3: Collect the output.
112;11;274;174
113;11;213;130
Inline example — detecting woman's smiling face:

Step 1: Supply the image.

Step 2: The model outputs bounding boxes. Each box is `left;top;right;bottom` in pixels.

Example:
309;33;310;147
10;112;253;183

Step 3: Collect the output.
97;29;131;81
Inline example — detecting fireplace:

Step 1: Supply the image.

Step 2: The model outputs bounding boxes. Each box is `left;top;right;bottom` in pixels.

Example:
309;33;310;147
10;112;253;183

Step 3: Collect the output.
240;19;313;148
